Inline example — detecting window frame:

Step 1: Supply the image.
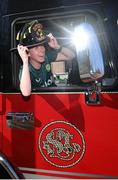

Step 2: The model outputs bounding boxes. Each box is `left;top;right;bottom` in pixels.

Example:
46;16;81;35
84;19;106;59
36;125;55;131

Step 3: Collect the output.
9;7;118;93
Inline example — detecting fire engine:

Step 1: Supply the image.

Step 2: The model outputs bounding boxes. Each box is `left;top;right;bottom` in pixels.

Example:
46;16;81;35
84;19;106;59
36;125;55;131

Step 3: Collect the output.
0;0;118;178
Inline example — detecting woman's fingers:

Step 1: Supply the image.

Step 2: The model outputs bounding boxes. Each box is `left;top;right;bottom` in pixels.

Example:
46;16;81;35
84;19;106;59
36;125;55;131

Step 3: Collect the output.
17;45;29;62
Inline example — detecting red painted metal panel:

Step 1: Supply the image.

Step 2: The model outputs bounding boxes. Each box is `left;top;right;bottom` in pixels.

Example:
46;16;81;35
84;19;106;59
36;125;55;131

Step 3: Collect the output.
1;93;118;178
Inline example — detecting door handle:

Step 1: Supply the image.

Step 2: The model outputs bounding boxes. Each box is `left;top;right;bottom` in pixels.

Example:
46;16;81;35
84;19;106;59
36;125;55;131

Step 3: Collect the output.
6;112;34;129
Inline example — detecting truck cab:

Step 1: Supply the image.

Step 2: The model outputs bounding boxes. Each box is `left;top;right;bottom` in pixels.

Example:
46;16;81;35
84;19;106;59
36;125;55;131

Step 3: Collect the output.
0;0;118;178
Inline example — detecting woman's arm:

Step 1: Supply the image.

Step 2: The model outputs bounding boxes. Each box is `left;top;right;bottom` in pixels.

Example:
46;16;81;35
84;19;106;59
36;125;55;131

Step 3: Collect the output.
17;45;31;96
47;33;75;61
56;46;75;61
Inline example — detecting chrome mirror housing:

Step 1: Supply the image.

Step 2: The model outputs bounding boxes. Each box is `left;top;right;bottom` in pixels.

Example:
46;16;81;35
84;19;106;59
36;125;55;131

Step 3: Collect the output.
73;23;104;83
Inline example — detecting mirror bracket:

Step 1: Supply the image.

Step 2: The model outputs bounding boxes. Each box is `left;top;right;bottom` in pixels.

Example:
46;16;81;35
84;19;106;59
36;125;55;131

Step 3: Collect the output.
85;81;101;105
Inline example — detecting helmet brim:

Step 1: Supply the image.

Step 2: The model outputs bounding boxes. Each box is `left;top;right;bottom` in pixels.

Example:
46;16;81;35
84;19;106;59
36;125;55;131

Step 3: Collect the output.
10;36;49;52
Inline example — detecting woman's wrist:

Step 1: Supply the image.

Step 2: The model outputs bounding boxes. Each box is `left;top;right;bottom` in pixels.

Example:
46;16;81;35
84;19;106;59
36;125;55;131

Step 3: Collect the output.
23;60;29;65
55;46;62;53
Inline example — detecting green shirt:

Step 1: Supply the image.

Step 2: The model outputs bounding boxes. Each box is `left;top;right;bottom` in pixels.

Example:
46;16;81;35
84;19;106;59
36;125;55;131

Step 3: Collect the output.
19;49;58;89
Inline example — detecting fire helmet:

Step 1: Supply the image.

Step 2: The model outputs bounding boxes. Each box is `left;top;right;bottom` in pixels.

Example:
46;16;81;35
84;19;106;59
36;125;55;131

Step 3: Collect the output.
16;20;49;49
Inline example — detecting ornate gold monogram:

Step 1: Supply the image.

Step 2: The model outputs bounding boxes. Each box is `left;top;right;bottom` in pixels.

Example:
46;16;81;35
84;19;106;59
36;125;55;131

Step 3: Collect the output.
38;121;85;168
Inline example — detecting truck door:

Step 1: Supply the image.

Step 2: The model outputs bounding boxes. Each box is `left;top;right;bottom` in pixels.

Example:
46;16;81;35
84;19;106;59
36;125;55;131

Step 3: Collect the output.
1;2;118;179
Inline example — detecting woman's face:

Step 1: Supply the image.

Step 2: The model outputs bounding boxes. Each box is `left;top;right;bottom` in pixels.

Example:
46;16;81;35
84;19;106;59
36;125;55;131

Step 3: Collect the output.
29;45;46;63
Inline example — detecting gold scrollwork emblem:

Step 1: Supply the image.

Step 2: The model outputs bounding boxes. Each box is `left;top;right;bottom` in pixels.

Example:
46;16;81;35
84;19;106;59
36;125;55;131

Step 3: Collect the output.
38;121;85;168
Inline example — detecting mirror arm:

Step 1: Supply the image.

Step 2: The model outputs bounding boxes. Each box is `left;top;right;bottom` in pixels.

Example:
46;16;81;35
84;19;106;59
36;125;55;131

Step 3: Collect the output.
85;81;102;105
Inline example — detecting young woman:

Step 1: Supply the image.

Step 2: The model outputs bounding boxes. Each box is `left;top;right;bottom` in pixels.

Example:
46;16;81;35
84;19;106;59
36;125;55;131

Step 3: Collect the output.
17;20;75;96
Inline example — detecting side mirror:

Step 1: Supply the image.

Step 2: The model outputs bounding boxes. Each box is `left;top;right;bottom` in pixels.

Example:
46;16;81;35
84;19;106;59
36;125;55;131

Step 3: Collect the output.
73;23;104;83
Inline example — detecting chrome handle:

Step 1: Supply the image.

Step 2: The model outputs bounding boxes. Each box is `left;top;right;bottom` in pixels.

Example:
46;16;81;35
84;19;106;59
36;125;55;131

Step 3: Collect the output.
6;112;34;129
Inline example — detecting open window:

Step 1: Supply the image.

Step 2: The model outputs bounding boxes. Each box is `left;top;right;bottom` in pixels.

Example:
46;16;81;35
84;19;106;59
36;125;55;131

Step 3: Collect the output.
10;9;118;93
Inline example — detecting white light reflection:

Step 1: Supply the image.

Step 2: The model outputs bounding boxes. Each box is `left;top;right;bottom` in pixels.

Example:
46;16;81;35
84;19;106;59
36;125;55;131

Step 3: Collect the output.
72;23;90;51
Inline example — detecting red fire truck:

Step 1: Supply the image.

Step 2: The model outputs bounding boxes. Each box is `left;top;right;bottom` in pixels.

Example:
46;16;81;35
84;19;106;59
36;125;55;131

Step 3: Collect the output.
0;0;118;178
